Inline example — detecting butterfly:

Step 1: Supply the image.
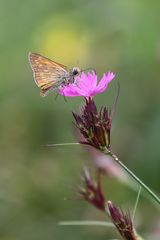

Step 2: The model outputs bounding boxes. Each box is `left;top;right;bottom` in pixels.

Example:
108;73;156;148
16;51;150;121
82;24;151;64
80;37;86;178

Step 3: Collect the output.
28;52;81;97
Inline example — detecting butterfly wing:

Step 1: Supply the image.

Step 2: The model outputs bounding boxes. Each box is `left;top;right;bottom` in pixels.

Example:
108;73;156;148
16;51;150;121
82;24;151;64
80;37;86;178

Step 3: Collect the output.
29;52;69;96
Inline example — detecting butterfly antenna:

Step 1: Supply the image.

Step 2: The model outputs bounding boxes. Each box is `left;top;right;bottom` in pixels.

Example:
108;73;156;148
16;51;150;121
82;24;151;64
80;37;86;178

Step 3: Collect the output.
81;67;96;74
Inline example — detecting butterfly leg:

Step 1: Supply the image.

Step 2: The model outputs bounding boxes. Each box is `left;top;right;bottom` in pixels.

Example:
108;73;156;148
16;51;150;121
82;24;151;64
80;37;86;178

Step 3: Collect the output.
63;95;68;102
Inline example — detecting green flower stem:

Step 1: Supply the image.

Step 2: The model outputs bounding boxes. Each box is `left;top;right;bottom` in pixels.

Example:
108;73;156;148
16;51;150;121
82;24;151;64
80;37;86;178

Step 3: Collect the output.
107;151;160;205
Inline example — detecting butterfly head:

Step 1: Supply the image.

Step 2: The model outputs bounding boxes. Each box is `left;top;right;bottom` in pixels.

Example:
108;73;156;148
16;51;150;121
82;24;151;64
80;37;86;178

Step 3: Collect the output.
72;67;81;77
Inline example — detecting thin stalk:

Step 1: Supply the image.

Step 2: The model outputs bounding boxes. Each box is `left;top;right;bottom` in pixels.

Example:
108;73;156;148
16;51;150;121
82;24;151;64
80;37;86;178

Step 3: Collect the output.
108;151;160;205
59;221;114;227
43;142;80;147
132;186;142;223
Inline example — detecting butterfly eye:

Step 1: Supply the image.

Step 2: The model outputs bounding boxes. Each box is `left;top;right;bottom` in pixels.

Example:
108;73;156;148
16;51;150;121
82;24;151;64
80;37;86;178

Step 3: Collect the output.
72;67;80;76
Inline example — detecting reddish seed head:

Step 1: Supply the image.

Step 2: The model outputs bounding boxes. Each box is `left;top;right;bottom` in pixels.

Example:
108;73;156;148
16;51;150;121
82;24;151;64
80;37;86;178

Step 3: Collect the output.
73;98;112;152
78;168;106;211
108;201;138;240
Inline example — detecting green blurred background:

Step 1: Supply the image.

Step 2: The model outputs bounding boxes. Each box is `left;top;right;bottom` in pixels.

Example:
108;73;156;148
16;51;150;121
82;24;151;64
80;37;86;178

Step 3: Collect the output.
0;0;160;239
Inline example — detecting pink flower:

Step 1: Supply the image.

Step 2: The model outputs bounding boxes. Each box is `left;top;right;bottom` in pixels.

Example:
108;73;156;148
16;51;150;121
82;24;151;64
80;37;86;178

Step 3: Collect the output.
59;71;115;97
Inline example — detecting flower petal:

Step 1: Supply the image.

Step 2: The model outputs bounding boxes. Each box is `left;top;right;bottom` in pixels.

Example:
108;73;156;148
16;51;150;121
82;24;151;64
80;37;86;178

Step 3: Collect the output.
59;85;81;97
77;73;89;92
97;72;115;91
87;71;97;90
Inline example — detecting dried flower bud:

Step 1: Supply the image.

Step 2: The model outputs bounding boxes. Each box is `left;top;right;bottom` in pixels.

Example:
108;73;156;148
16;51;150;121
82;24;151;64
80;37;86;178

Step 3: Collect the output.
73;97;112;152
78;168;106;211
108;201;143;240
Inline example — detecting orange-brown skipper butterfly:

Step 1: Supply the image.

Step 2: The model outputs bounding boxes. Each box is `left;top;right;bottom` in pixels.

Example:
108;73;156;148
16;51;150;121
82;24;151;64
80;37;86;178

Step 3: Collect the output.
28;52;81;97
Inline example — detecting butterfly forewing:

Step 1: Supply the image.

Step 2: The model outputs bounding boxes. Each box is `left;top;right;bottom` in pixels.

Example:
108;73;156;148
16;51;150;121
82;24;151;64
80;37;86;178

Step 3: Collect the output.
29;52;69;96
